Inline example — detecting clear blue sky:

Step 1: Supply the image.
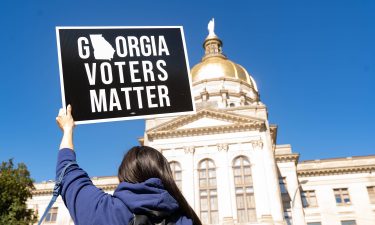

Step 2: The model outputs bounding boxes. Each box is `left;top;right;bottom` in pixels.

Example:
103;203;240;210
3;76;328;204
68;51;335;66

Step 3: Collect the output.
0;1;374;182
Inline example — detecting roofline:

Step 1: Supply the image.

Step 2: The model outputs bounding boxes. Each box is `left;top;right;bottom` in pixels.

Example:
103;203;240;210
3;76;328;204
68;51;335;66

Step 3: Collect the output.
299;154;375;164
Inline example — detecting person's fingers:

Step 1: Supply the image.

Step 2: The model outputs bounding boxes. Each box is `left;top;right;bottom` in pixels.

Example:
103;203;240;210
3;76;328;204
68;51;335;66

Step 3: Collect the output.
67;104;72;116
58;108;65;117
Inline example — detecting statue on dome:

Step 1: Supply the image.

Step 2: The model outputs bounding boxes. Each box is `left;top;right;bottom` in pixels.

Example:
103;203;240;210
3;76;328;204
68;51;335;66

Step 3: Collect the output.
207;18;216;37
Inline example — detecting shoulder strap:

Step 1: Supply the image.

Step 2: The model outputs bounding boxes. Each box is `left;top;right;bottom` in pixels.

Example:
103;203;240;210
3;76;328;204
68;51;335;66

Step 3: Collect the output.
37;161;77;225
129;211;177;225
129;214;153;225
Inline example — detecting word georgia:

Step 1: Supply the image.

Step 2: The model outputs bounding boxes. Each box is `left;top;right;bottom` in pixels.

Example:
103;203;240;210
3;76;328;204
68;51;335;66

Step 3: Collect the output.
78;35;170;58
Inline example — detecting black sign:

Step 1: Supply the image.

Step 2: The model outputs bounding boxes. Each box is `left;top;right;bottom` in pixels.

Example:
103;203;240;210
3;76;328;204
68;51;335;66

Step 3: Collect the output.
56;26;195;124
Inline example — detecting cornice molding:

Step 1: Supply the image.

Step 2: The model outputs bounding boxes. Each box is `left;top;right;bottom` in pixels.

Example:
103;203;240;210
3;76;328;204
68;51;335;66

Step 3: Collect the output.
275;153;299;164
32;189;53;196
297;165;375;177
32;184;118;196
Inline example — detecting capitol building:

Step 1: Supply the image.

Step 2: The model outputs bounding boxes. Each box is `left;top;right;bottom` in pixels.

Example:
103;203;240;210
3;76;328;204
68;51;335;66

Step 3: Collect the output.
28;23;375;225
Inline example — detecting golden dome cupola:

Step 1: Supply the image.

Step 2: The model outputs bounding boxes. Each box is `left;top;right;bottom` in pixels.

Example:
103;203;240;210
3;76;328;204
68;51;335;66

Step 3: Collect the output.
191;19;260;109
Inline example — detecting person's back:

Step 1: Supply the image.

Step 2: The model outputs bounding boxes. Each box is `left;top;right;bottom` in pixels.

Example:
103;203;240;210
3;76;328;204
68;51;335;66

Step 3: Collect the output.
55;105;201;225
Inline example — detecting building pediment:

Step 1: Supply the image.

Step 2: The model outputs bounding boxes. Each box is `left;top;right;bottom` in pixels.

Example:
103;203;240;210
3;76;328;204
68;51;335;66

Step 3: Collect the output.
146;109;266;140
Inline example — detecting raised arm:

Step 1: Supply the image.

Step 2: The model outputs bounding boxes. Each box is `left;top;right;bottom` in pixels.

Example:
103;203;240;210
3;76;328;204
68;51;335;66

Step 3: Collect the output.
55;105;130;224
56;104;74;150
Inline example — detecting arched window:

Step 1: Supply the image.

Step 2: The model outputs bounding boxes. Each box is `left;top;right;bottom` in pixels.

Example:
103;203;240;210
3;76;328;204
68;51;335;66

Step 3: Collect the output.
233;156;256;223
199;159;219;224
169;161;182;190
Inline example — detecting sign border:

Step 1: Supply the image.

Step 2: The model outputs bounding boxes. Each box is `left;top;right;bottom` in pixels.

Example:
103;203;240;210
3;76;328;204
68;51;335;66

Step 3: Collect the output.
56;26;196;125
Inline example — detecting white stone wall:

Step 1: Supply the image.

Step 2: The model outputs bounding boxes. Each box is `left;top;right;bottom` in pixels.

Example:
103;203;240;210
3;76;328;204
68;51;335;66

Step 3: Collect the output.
28;195;73;225
147;122;285;225
28;155;375;225
300;173;375;225
28;177;118;225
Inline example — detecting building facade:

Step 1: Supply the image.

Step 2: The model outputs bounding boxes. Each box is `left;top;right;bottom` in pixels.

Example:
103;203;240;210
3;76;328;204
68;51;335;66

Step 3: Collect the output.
28;24;375;225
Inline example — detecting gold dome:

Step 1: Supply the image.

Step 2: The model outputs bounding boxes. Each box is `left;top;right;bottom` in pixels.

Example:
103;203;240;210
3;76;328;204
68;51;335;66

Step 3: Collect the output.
191;23;258;91
191;56;254;85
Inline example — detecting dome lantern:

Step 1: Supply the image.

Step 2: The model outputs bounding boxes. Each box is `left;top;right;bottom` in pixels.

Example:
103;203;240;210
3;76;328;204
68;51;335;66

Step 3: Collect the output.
191;19;259;93
202;18;226;60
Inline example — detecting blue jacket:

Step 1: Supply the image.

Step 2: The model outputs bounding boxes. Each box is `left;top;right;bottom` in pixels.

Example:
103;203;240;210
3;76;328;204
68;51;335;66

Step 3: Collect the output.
56;148;193;225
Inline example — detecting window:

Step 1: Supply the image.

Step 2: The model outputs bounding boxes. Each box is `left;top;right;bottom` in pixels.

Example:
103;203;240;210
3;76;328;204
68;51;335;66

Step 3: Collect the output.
367;186;375;204
284;214;292;225
279;177;288;194
307;223;321;225
283;198;292;225
45;207;58;222
341;220;357;225
199;159;218;224
334;188;351;205
169;161;182;190
301;190;318;207
279;177;291;210
279;177;292;223
282;193;291;210
233;156;256;223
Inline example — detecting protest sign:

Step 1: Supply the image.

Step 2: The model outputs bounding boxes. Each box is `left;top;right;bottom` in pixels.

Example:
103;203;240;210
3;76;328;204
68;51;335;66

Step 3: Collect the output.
56;26;195;124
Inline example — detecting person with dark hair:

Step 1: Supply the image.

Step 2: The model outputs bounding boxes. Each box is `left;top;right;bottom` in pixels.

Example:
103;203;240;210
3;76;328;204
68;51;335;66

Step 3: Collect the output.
55;105;202;225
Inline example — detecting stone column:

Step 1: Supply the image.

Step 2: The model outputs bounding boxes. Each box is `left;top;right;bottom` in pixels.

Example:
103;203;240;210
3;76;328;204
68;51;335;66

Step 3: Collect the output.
251;137;273;222
260;133;286;224
216;143;234;224
289;169;306;225
183;146;196;208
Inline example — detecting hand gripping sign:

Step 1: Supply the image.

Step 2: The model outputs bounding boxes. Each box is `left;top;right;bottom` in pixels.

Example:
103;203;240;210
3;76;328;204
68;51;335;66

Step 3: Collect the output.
56;26;195;124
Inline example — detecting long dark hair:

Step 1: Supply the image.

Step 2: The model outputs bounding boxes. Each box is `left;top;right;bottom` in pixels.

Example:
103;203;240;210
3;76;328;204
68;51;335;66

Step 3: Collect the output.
118;146;202;225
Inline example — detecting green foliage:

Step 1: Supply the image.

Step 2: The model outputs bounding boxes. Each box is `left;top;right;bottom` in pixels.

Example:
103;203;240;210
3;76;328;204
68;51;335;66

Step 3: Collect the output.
0;159;37;225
